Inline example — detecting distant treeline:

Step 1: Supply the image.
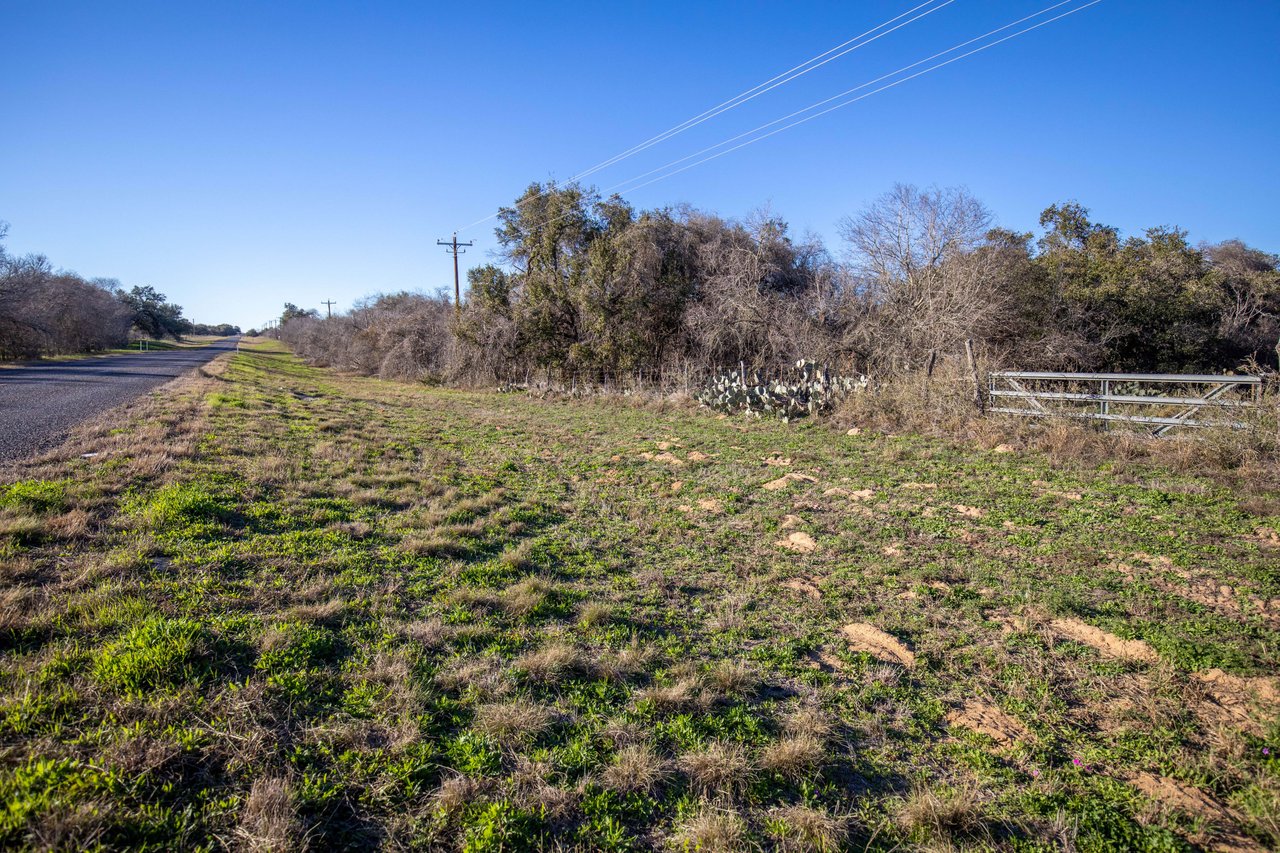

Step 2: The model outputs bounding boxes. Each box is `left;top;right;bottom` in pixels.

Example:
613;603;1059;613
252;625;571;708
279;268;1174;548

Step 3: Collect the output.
0;222;239;359
278;183;1280;383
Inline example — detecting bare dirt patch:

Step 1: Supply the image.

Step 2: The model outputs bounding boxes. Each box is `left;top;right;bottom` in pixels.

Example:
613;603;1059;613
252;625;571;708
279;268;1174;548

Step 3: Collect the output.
1250;526;1279;548
901;482;938;490
763;456;791;467
696;498;722;512
1190;668;1280;735
778;532;818;553
1127;773;1264;852
686;451;709;462
1049;618;1159;662
782;576;822;599
946;699;1029;746
780;514;803;530
762;472;818;491
953;504;985;519
839;623;915;668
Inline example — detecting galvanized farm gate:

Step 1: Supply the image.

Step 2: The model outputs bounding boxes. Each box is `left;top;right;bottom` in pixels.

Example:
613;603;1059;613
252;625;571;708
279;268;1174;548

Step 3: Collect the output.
988;371;1263;435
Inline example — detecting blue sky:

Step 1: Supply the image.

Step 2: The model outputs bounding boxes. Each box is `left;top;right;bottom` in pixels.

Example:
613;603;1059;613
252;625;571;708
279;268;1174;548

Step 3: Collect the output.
2;0;1277;330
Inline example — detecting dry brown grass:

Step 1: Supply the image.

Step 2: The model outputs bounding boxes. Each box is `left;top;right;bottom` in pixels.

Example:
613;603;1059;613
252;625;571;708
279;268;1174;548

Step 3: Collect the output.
765;804;848;852
668;806;751;853
895;783;986;843
472;700;555;747
578;601;612;628
500;576;553;617
433;774;491;816
635;678;705;715
760;733;825;780
600;744;670;794
679;740;753;799
706;659;756;698
236;777;299;852
598;638;657;682
513;641;585;685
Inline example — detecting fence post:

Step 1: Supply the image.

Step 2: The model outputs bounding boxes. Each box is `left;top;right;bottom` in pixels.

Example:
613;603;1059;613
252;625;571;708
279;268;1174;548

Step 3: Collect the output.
923;349;937;399
964;339;984;414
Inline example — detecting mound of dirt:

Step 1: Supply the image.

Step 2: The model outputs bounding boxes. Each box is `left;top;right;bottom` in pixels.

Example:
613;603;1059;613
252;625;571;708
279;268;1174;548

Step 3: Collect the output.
696;498;722;512
1050;619;1159;663
778;532;818;553
840;623;914;667
1127;773;1262;852
946;699;1028;746
782;576;821;599
762;472;817;491
763;456;791;467
1191;668;1280;736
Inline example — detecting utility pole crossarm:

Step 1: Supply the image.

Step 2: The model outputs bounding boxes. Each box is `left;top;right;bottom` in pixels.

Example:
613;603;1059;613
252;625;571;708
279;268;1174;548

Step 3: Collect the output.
321;300;336;319
437;232;474;311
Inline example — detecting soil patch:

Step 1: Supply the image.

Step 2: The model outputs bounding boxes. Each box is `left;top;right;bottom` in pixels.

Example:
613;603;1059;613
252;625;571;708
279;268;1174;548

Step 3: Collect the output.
778;532;818;553
1050;618;1159;662
762;472;817;492
782;576;821;599
946;699;1028;746
840;623;914;667
1127;773;1263;852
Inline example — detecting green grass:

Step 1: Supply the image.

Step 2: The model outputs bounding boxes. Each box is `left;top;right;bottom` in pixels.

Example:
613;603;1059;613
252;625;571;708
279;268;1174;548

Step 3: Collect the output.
0;339;1276;850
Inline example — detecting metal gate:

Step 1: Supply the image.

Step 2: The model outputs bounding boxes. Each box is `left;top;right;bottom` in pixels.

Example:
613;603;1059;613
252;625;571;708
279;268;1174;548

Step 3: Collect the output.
988;371;1262;435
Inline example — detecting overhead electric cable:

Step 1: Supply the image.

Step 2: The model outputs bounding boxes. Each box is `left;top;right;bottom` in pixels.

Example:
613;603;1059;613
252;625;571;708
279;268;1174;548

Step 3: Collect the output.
601;0;1087;196
455;0;959;233
496;0;1103;238
568;0;958;183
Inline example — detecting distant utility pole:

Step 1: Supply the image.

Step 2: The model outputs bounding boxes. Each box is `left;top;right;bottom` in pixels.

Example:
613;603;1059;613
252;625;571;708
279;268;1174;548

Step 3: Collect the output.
437;232;474;311
321;300;336;319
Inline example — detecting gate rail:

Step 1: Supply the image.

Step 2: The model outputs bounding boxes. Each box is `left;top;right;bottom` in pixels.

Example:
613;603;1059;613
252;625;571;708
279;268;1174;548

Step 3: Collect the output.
988;371;1262;435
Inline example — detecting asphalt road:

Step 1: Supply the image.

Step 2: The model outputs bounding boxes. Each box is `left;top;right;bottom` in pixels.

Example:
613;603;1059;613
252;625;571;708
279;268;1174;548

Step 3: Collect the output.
0;337;240;463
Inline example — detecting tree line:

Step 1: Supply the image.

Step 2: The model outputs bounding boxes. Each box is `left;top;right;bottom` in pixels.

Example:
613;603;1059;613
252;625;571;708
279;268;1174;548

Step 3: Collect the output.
0;222;239;359
278;183;1280;384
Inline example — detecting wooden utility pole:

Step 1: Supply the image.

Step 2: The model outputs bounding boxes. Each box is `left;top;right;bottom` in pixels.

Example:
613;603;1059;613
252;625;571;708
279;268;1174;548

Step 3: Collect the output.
321;300;336;319
437;232;474;311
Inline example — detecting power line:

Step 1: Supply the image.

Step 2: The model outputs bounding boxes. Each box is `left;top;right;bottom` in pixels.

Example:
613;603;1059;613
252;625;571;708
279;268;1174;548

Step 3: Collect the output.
521;0;1103;235
448;0;1100;252
455;0;959;234
603;0;1090;197
567;0;959;184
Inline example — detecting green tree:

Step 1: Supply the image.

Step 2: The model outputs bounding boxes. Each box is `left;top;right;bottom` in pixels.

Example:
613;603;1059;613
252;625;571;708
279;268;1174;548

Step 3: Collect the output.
118;286;189;339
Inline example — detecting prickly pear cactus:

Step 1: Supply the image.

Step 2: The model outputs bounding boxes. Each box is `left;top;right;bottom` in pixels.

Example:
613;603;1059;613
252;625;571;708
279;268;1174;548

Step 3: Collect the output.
695;360;867;421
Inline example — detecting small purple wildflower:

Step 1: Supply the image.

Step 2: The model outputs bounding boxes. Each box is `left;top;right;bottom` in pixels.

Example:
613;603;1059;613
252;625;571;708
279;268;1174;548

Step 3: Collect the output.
1072;757;1082;766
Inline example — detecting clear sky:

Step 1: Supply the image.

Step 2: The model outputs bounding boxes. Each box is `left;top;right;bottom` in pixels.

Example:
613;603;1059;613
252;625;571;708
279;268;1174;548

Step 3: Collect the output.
2;0;1277;331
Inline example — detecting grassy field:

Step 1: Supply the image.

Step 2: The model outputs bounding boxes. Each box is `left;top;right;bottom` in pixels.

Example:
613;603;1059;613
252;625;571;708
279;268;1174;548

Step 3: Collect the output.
1;339;1277;851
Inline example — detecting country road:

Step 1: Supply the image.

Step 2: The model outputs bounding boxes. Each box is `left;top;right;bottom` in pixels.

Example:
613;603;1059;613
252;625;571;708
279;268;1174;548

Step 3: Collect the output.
0;337;239;463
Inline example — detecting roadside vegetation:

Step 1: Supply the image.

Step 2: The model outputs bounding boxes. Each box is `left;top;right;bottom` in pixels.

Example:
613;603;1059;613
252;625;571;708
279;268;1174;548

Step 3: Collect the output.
1;339;1276;850
0;221;238;360
275;183;1280;389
